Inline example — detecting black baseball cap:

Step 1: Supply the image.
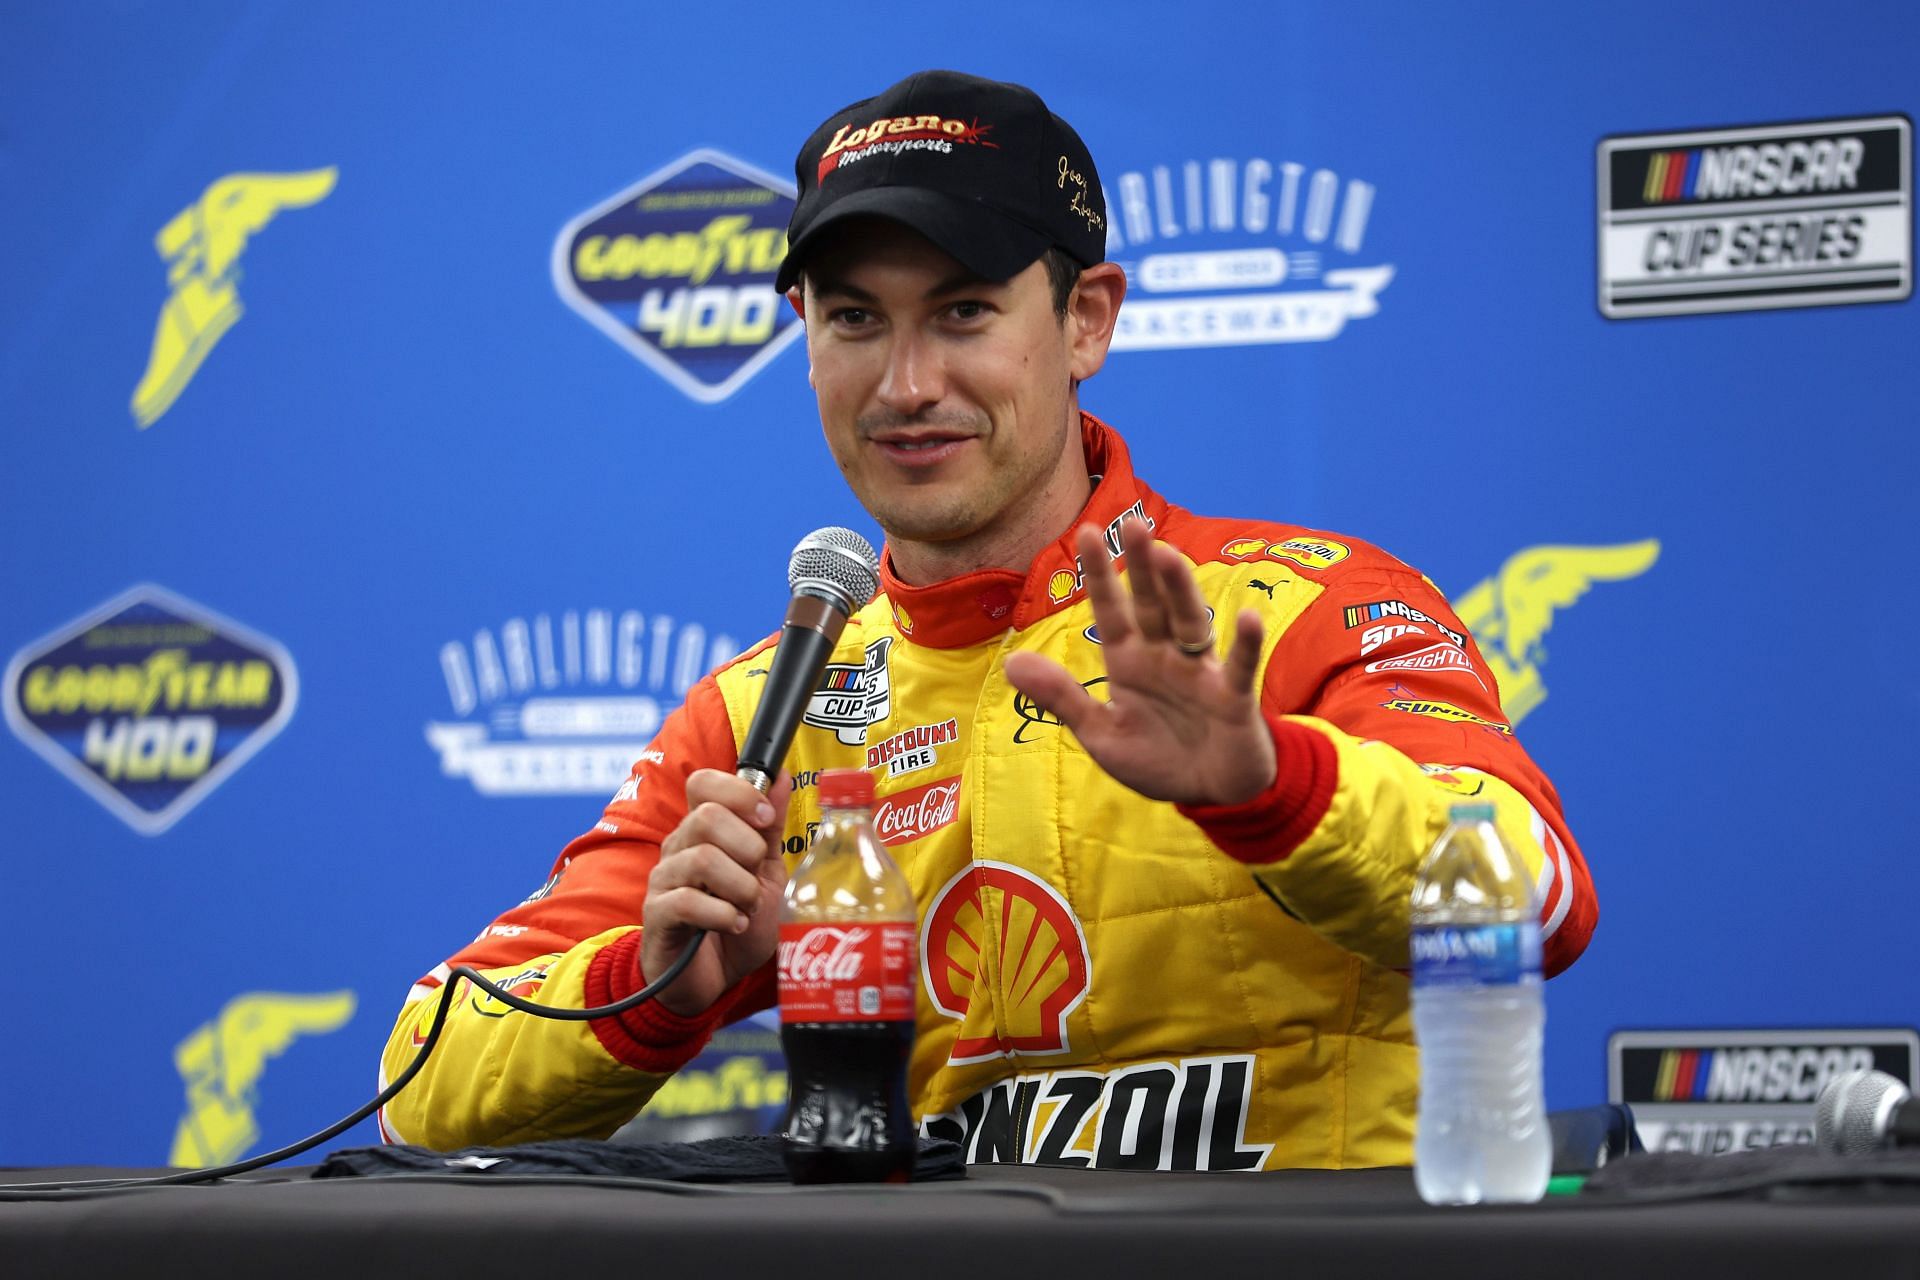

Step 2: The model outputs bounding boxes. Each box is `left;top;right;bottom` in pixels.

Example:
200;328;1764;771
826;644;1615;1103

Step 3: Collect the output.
775;69;1108;293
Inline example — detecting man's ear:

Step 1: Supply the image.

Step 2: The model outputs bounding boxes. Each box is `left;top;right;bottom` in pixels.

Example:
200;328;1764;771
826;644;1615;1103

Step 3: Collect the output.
1066;262;1127;382
787;285;814;386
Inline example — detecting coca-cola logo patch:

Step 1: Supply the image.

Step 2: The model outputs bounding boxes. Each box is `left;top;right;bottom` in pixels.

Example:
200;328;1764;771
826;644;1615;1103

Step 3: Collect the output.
872;774;962;846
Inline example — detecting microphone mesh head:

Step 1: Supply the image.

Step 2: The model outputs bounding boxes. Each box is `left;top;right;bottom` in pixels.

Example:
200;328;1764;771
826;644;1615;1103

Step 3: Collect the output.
788;527;880;614
1816;1068;1909;1155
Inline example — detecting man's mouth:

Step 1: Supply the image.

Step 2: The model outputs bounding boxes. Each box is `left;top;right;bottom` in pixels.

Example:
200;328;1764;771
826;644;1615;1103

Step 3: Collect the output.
871;432;972;467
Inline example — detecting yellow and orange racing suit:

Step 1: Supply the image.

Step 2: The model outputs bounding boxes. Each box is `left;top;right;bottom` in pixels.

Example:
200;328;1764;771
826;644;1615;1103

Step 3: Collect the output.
380;414;1596;1171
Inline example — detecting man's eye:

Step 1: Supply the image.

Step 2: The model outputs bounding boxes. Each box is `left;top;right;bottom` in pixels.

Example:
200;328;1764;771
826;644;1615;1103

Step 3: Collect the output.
948;301;989;321
831;308;872;326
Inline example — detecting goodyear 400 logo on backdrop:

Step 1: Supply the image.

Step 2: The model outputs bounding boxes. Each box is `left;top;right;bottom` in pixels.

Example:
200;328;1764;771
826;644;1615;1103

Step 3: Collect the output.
554;150;799;403
3;586;297;834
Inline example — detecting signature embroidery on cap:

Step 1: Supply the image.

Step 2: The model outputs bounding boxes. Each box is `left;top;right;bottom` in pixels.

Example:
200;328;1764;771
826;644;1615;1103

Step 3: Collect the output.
1058;156;1104;231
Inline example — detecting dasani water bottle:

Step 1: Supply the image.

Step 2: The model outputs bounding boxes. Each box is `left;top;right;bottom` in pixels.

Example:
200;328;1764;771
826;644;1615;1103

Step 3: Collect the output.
1411;802;1550;1204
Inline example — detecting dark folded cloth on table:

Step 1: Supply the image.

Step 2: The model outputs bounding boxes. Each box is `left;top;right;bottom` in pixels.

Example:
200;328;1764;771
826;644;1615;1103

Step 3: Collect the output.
1583;1144;1920;1202
315;1133;964;1183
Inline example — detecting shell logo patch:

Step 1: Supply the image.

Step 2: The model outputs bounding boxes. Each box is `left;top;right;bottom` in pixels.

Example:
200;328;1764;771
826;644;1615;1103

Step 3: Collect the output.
921;861;1091;1065
1220;537;1269;561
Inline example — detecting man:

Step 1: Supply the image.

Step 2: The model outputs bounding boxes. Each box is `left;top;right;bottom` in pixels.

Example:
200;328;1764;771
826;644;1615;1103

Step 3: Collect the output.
379;70;1595;1170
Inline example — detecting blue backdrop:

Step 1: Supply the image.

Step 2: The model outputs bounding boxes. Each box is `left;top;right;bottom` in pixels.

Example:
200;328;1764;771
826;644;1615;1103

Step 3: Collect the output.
2;1;1913;1165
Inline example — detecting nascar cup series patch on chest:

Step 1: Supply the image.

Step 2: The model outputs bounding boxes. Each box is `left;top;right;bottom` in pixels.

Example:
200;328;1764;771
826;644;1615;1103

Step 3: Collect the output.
3;585;298;834
553;149;801;403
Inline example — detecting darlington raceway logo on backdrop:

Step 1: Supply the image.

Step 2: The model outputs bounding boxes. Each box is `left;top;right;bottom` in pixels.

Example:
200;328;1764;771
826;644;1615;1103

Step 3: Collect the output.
554;150;800;403
1610;1028;1919;1154
1598;115;1912;318
132;168;339;428
3;585;298;834
1101;154;1391;350
426;608;739;796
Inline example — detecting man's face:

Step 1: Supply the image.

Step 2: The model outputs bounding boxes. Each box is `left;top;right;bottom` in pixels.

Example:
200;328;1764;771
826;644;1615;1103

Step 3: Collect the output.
798;221;1080;557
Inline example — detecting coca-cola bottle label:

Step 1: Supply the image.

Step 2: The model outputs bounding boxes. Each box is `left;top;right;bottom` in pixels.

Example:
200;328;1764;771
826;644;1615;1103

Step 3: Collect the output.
777;922;917;1022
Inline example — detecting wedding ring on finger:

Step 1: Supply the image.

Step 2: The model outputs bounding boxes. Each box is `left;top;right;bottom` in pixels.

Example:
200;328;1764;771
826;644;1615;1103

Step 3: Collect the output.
1176;630;1216;657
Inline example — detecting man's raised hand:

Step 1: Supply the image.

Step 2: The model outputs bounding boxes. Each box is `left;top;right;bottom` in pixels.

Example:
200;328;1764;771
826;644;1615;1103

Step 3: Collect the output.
1003;521;1277;807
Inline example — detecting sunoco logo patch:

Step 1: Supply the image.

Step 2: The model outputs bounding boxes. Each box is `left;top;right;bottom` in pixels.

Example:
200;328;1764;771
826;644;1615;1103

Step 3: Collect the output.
1609;1027;1919;1155
553;149;800;403
1598;115;1912;317
3;585;297;834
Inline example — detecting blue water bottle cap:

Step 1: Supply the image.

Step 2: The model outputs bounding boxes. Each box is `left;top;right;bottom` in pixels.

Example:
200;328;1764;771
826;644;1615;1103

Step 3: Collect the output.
1448;802;1496;823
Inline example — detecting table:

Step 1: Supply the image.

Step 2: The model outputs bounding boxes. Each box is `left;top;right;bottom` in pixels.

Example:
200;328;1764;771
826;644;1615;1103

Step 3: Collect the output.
2;1162;1917;1279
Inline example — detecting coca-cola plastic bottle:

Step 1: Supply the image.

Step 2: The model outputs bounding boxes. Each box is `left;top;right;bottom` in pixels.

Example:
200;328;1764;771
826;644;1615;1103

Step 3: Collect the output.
778;767;918;1183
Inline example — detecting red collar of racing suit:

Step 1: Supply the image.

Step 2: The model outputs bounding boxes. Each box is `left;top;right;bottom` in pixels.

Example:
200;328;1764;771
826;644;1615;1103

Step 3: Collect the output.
877;413;1170;650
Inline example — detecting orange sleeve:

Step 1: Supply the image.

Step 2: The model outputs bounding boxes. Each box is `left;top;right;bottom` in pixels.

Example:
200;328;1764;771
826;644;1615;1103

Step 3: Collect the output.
1184;566;1595;977
376;666;778;1149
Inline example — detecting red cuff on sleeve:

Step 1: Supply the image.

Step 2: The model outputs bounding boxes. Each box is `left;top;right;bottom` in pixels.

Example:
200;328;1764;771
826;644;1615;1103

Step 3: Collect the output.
584;929;733;1074
1177;714;1338;865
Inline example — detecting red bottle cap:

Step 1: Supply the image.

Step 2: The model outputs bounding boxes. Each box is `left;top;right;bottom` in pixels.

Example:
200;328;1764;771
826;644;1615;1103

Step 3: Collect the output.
818;767;875;809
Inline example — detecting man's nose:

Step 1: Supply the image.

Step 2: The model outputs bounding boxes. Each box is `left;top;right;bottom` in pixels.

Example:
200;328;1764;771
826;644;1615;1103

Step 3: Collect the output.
876;330;943;416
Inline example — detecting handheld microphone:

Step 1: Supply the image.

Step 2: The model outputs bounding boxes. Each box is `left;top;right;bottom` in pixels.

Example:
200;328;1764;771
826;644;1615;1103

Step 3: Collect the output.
735;526;880;793
1813;1069;1920;1155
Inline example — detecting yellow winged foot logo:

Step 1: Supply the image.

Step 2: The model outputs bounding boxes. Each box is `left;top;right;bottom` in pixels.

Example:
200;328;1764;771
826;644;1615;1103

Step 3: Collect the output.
131;168;338;428
169;989;356;1167
1455;540;1661;723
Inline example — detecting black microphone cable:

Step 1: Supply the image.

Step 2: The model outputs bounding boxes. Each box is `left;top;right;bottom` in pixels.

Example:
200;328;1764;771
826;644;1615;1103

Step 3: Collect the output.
0;932;712;1194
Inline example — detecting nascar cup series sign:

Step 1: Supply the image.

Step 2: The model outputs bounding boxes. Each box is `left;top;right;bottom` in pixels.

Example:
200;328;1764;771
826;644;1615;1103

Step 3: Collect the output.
3;585;297;834
1610;1027;1919;1154
554;149;801;403
1598;114;1912;318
